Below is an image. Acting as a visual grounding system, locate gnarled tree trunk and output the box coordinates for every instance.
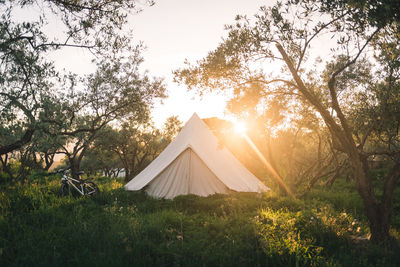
[352,156,400,244]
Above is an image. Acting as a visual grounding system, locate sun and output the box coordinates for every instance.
[233,120,247,135]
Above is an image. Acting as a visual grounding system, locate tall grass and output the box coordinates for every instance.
[0,175,399,266]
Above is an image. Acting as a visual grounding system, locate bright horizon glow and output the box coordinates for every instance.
[129,0,270,128]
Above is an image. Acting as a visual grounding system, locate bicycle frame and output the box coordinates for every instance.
[62,175,86,195]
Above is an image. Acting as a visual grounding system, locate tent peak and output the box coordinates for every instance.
[189,112,200,120]
[186,112,207,127]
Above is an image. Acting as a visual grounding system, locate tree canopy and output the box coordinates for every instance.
[175,0,400,244]
[0,0,156,155]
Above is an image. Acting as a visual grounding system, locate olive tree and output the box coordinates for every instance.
[0,0,154,155]
[174,1,400,244]
[44,51,166,179]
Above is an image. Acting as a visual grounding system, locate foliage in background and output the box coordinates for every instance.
[87,116,182,182]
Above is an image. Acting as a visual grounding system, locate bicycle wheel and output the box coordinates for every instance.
[60,183,70,196]
[83,181,100,196]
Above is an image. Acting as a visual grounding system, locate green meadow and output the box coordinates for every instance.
[1,174,399,266]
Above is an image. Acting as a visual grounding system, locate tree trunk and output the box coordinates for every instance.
[351,154,399,244]
[115,169,122,178]
[0,154,14,181]
[68,157,82,180]
[124,168,133,183]
[104,169,111,177]
[368,206,392,244]
[18,149,31,183]
[43,152,55,171]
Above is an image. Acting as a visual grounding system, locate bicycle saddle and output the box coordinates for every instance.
[74,171,84,175]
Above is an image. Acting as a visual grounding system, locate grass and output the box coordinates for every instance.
[0,173,399,266]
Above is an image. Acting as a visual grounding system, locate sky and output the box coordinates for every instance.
[8,0,271,127]
[12,0,334,128]
[128,0,270,127]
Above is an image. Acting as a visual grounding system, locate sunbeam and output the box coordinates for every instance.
[243,134,295,198]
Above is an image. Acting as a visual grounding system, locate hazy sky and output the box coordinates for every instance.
[129,0,270,127]
[18,0,333,128]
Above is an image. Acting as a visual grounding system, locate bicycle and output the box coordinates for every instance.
[51,168,100,196]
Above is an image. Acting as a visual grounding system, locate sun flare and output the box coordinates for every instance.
[233,120,247,135]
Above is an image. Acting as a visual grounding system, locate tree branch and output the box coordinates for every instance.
[296,11,350,71]
[275,42,348,149]
[0,128,35,155]
[238,78,299,89]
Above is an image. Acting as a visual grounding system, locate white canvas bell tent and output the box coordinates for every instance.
[124,113,269,199]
